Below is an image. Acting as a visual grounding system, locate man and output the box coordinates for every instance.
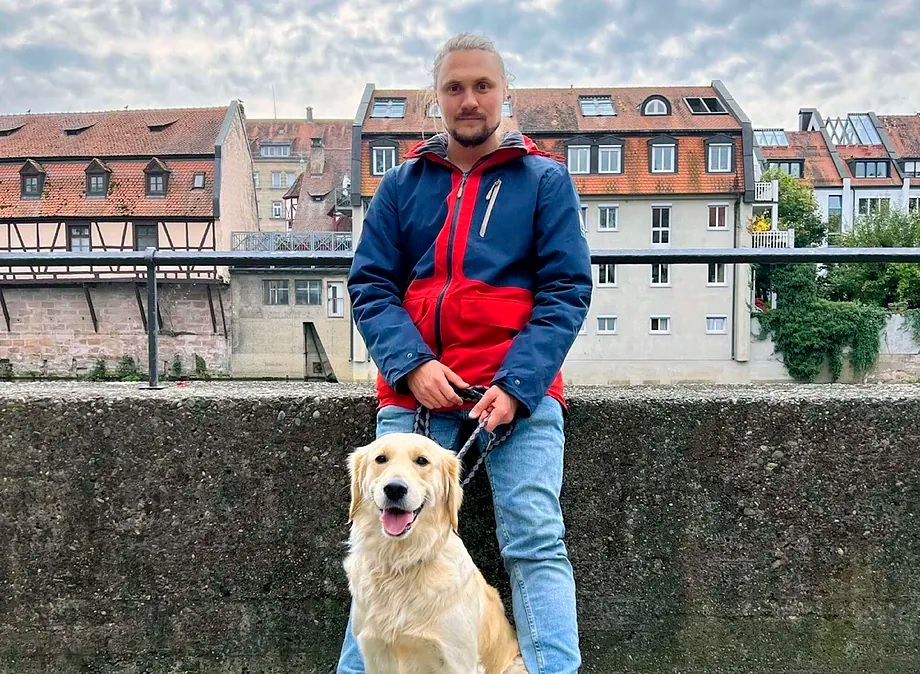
[338,32,593,674]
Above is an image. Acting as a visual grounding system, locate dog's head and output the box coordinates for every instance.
[348,432,463,539]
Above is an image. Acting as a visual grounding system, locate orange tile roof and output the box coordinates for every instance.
[879,115,920,157]
[0,106,229,158]
[0,159,214,219]
[363,85,743,135]
[759,131,842,188]
[246,118,352,158]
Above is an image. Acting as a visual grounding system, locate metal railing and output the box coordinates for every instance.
[231,231,353,252]
[2,246,920,389]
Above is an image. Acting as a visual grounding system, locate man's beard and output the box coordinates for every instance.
[448,119,501,148]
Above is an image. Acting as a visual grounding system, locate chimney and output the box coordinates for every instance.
[798,109,814,132]
[305,106,313,122]
[310,136,324,175]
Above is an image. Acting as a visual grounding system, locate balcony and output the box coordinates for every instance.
[334,187,352,211]
[752,229,795,249]
[755,180,779,202]
[231,231,353,253]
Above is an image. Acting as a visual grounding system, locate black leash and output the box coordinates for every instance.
[412,385,515,488]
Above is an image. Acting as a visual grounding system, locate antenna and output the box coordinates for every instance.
[271,83,277,119]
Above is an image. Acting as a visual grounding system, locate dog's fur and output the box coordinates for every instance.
[345,432,527,674]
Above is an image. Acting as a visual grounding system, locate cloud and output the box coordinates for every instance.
[0,0,917,130]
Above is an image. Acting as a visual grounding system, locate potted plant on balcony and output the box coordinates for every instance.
[747,213,772,234]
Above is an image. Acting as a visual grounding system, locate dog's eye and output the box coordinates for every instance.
[415,456,429,466]
[375,454,387,464]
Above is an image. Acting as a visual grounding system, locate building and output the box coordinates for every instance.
[0,101,257,378]
[347,82,778,385]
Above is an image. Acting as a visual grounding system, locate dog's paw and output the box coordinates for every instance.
[501,655,528,674]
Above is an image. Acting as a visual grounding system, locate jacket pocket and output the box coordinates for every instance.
[460,296,532,334]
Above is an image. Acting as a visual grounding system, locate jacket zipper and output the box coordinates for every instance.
[433,171,469,358]
[479,178,502,237]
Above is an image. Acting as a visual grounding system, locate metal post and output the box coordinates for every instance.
[142,247,164,390]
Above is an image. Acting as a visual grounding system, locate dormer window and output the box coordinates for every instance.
[369,138,398,176]
[84,158,111,198]
[649,135,678,173]
[502,100,512,117]
[428,103,442,118]
[642,96,670,116]
[854,160,888,178]
[370,98,407,118]
[19,159,45,200]
[579,96,615,116]
[144,158,170,197]
[705,135,735,173]
[685,96,727,114]
[260,143,291,158]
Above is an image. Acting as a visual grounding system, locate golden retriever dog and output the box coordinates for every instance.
[345,432,527,674]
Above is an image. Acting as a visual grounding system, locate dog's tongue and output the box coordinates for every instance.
[381,509,413,536]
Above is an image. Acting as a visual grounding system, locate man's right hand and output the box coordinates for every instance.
[406,360,470,409]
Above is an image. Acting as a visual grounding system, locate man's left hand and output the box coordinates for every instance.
[469,385,519,433]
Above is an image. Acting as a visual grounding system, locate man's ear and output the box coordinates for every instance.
[348,447,368,523]
[444,454,463,532]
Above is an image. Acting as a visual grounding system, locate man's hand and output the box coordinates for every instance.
[469,385,519,433]
[406,360,469,409]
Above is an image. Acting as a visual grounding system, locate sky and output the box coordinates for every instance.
[0,0,918,129]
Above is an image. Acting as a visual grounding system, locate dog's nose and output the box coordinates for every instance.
[383,480,408,502]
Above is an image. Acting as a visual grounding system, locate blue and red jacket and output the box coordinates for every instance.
[347,131,593,417]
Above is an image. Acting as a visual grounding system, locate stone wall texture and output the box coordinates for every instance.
[0,382,917,673]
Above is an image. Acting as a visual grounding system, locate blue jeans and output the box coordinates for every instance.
[336,396,581,673]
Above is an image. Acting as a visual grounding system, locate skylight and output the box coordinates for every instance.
[685,97,727,114]
[754,129,789,146]
[579,96,616,116]
[370,98,407,118]
[826,114,882,145]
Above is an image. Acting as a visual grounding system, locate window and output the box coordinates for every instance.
[708,204,728,230]
[597,264,616,286]
[21,174,42,198]
[767,161,803,178]
[272,172,282,188]
[909,197,920,212]
[652,206,671,245]
[597,315,618,334]
[598,146,622,174]
[903,160,920,178]
[193,172,206,189]
[428,103,441,118]
[578,320,587,335]
[684,96,727,114]
[858,197,890,215]
[567,146,590,174]
[643,98,669,115]
[372,147,396,175]
[295,279,322,305]
[134,224,158,250]
[708,144,732,172]
[827,195,843,234]
[68,224,91,252]
[263,280,289,305]
[651,263,670,286]
[286,171,296,186]
[708,263,727,286]
[706,316,728,334]
[502,100,513,117]
[755,129,789,146]
[327,281,345,317]
[650,316,671,334]
[854,161,888,178]
[147,173,165,196]
[260,144,291,158]
[651,144,675,173]
[253,172,260,189]
[370,98,406,118]
[598,205,618,231]
[271,201,283,218]
[579,96,615,116]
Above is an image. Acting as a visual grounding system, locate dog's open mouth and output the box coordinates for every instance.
[379,505,423,537]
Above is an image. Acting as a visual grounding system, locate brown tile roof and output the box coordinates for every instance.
[0,159,214,219]
[288,145,352,231]
[879,115,920,157]
[835,145,901,186]
[247,118,352,158]
[363,85,743,135]
[0,107,229,158]
[759,131,843,188]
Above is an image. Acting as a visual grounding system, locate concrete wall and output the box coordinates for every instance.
[0,283,230,378]
[217,109,260,252]
[0,382,916,673]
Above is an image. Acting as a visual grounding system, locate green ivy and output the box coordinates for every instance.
[904,309,920,345]
[755,264,887,381]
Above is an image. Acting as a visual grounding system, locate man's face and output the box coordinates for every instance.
[436,49,506,148]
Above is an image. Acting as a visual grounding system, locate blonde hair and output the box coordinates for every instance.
[430,32,511,89]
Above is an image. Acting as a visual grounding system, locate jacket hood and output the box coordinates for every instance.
[404,131,566,164]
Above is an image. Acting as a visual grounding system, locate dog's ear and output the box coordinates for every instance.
[444,453,463,532]
[348,447,368,523]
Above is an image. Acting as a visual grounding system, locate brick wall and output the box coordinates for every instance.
[0,283,230,378]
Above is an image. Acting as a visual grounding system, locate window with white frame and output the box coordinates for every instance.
[708,143,732,172]
[706,315,728,334]
[253,172,260,189]
[567,146,590,174]
[597,264,616,286]
[271,172,282,188]
[295,279,322,305]
[708,263,727,285]
[68,224,91,252]
[598,145,622,173]
[644,98,668,115]
[597,315,618,334]
[260,144,291,158]
[372,147,396,176]
[327,281,345,317]
[652,206,671,245]
[708,204,728,229]
[272,201,283,218]
[286,171,296,186]
[579,96,615,116]
[263,280,289,305]
[903,161,920,178]
[650,315,671,334]
[909,197,920,212]
[651,263,670,286]
[651,144,675,173]
[370,98,406,118]
[858,197,890,215]
[598,205,618,231]
[578,320,587,335]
